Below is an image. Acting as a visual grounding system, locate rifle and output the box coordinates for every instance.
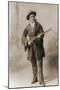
[28,28,52,43]
[24,28,52,51]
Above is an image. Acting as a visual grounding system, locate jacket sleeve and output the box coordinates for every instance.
[21,28,28,51]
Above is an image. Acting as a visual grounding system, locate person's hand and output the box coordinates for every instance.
[27,35,32,45]
[28,40,32,45]
[37,35,40,38]
[27,35,30,41]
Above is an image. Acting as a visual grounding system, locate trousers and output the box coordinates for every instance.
[31,56,44,84]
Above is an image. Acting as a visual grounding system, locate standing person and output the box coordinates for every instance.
[21,11,45,86]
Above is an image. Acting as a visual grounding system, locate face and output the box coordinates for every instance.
[29,14,35,23]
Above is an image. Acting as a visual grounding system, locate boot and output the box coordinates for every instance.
[32,77,38,84]
[39,81,45,86]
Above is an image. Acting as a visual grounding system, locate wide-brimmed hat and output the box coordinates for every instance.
[26,11,36,20]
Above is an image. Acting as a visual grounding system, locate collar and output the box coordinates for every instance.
[29,21,35,28]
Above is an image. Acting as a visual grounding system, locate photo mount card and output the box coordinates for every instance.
[8,1,59,89]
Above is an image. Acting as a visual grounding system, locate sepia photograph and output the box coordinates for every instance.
[8,1,59,88]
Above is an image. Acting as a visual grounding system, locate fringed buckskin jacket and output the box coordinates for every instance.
[22,20,45,61]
